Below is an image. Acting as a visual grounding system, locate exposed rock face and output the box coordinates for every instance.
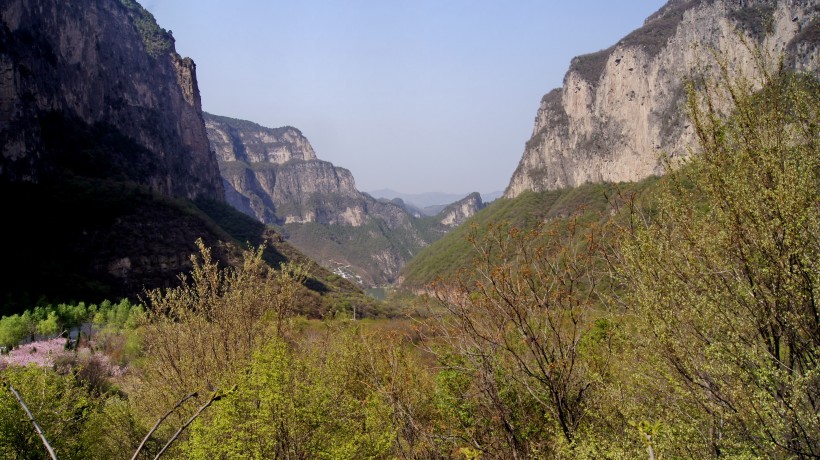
[206,113,479,286]
[439,192,485,227]
[0,0,260,309]
[0,0,223,201]
[506,0,819,198]
[205,113,316,164]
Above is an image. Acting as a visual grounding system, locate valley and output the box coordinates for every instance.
[0,0,817,458]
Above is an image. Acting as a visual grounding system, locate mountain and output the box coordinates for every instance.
[368,189,502,213]
[0,0,223,200]
[401,0,818,291]
[0,0,360,312]
[505,0,818,198]
[205,113,484,286]
[437,192,485,228]
[398,179,658,290]
[367,189,470,210]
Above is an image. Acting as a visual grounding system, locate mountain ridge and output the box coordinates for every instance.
[205,113,485,286]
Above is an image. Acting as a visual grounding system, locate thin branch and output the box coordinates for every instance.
[6,383,58,460]
[154,390,225,460]
[131,391,198,460]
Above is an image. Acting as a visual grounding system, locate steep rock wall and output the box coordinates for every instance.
[0,0,223,200]
[506,0,818,197]
[205,113,317,164]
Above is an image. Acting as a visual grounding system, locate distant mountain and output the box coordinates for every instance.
[481,191,504,203]
[369,189,503,213]
[205,114,484,286]
[367,189,466,209]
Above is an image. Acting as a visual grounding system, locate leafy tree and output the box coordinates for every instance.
[0,366,104,459]
[35,312,60,338]
[616,57,819,457]
[431,218,615,457]
[132,239,308,453]
[0,315,31,349]
[185,327,395,459]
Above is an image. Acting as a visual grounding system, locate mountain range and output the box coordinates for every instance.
[401,0,818,289]
[0,0,816,309]
[367,189,503,212]
[204,113,486,286]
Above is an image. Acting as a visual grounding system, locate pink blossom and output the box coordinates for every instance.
[2,337,68,367]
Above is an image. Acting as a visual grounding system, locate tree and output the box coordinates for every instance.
[184,327,396,460]
[431,218,615,457]
[131,239,308,455]
[617,57,819,457]
[0,366,103,459]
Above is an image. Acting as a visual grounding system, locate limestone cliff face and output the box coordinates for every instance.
[0,0,223,201]
[207,113,445,286]
[506,0,819,198]
[205,113,317,164]
[439,192,485,227]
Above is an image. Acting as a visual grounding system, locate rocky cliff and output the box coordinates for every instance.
[0,0,361,311]
[439,192,485,227]
[0,0,223,200]
[506,0,819,197]
[206,113,481,286]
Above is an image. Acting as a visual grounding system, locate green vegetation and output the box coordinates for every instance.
[0,299,142,348]
[119,0,174,57]
[399,177,658,289]
[281,199,447,286]
[0,366,113,459]
[614,63,819,457]
[0,53,815,458]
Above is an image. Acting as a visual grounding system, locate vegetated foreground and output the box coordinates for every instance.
[0,63,817,459]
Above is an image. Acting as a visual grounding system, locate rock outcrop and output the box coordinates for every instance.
[206,113,482,286]
[0,0,223,201]
[506,0,819,198]
[439,192,485,227]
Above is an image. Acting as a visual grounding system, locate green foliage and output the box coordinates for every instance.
[0,299,143,348]
[617,61,819,457]
[0,314,31,349]
[0,366,106,459]
[135,240,310,432]
[400,178,657,289]
[35,311,59,337]
[429,217,615,457]
[119,0,173,57]
[185,330,396,459]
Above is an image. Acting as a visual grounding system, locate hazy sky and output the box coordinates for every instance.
[145,0,666,195]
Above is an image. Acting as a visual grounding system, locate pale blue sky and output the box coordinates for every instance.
[145,0,666,195]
